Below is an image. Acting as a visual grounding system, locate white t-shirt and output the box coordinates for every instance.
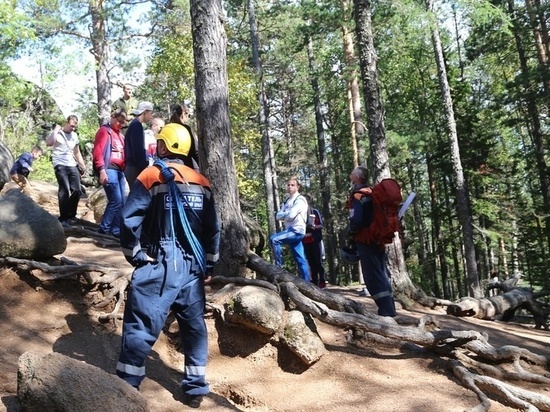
[51,130,79,167]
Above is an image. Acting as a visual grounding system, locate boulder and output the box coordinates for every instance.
[0,139,14,191]
[280,310,326,365]
[0,187,66,259]
[17,351,149,412]
[226,285,285,334]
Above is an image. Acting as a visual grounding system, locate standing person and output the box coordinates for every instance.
[112,83,138,128]
[270,178,310,281]
[169,103,200,170]
[46,115,86,227]
[124,101,154,187]
[347,166,396,317]
[92,108,127,238]
[10,145,43,194]
[116,122,220,409]
[302,195,326,288]
[143,116,164,166]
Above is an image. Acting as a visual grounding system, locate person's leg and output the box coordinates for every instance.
[287,235,310,281]
[116,262,175,388]
[124,165,140,189]
[173,276,209,398]
[303,243,318,284]
[100,169,123,235]
[108,170,126,237]
[356,242,396,317]
[310,241,326,287]
[270,230,293,267]
[66,166,82,220]
[54,166,71,222]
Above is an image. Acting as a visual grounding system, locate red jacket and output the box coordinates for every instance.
[93,124,125,172]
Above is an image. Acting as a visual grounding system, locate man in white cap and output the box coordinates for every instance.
[124,101,154,187]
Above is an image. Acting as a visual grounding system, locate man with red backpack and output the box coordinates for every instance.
[346,166,397,317]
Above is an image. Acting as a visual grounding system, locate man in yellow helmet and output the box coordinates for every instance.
[116,123,220,408]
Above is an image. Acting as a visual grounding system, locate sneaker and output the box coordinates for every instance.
[319,281,326,289]
[67,218,79,225]
[358,288,370,297]
[183,394,204,408]
[60,220,70,228]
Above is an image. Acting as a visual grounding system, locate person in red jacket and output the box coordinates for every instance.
[92,108,127,237]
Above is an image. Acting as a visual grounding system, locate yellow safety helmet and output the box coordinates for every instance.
[156,123,191,156]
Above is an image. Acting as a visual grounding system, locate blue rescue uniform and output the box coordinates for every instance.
[116,158,220,396]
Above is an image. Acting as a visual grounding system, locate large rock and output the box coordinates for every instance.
[280,310,326,365]
[18,351,149,412]
[226,285,285,334]
[0,187,66,259]
[0,139,14,191]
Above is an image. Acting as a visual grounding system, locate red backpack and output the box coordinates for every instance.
[351,178,403,246]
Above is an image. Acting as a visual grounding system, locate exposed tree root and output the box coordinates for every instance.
[246,252,550,412]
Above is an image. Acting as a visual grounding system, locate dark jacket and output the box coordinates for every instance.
[120,158,220,275]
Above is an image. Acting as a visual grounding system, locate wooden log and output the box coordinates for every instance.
[447,288,537,319]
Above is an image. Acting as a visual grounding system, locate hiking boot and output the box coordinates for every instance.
[183,394,204,408]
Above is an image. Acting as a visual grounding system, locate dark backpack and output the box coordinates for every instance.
[353,178,402,246]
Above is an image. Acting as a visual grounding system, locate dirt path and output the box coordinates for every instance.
[1,181,549,411]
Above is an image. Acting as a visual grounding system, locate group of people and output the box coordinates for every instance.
[270,167,396,318]
[269,178,327,288]
[9,84,396,408]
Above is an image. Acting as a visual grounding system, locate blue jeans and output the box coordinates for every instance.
[100,169,126,237]
[269,229,310,281]
[54,165,82,222]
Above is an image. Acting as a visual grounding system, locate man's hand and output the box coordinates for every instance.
[99,169,108,185]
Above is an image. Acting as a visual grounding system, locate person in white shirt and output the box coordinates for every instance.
[46,115,87,227]
[269,178,310,281]
[144,116,165,166]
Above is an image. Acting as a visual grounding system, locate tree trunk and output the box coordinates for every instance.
[525,0,550,95]
[507,0,550,253]
[89,1,111,125]
[190,0,248,277]
[341,0,365,167]
[426,0,481,298]
[306,36,336,283]
[353,0,415,298]
[447,287,549,330]
[247,0,278,238]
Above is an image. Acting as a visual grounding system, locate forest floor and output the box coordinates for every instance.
[1,181,549,412]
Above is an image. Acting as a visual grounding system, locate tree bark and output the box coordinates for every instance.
[190,0,248,276]
[89,0,112,125]
[247,0,278,238]
[447,286,549,330]
[306,36,337,283]
[353,0,416,299]
[426,0,481,298]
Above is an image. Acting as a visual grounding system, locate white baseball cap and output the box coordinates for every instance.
[132,101,154,115]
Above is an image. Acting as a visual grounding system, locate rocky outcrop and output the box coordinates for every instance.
[17,351,149,412]
[281,310,326,365]
[221,285,325,365]
[226,285,285,334]
[0,139,14,191]
[0,187,66,259]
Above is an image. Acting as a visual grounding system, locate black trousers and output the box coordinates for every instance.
[54,165,82,221]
